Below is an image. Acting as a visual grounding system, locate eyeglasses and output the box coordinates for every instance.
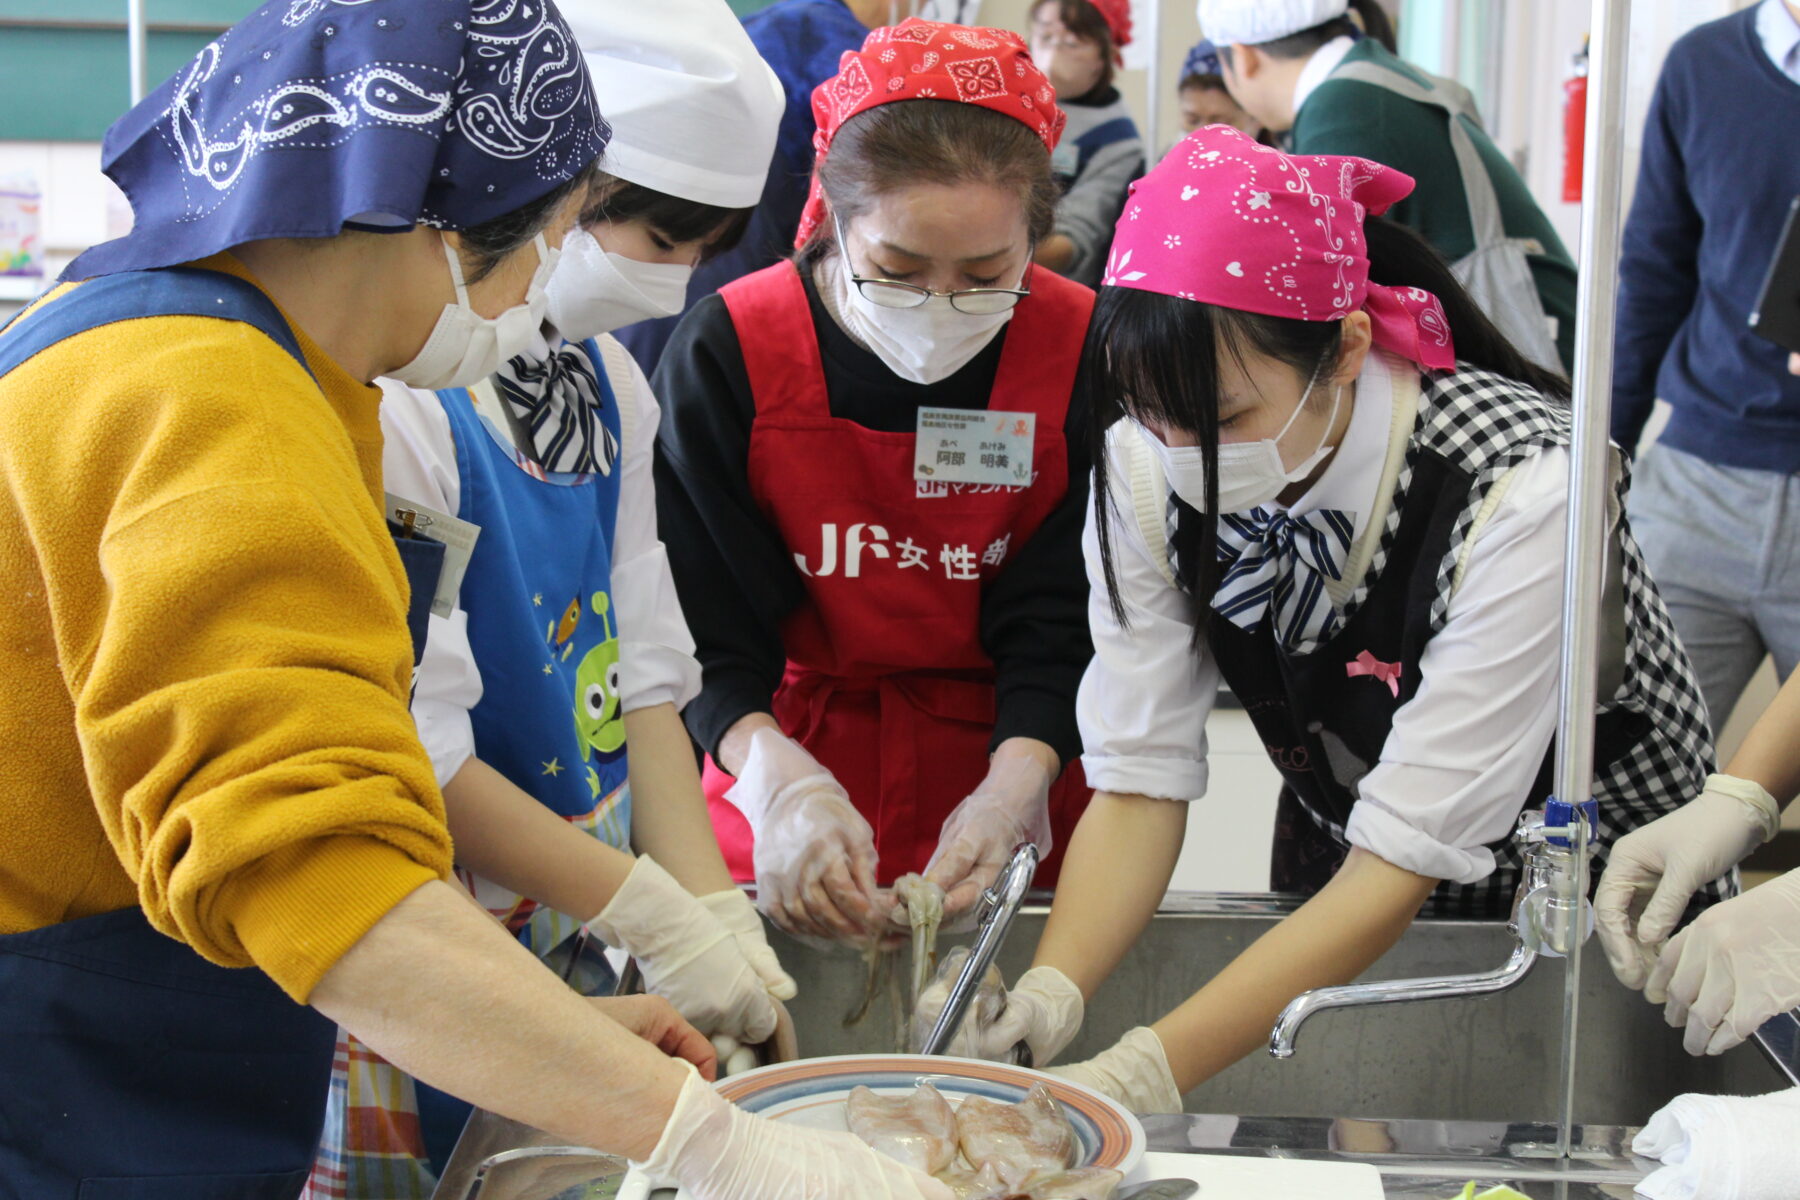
[1031,29,1090,52]
[836,219,1034,315]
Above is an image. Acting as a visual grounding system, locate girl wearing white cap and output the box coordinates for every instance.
[311,3,802,1193]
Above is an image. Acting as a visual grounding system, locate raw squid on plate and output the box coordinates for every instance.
[956,1084,1078,1189]
[845,1082,959,1174]
[845,1080,1120,1200]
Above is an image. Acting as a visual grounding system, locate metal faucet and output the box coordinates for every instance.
[918,841,1039,1061]
[1269,802,1596,1059]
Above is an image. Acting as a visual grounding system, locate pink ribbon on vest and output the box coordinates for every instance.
[1346,650,1402,697]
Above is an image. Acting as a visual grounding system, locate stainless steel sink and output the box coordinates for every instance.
[765,892,1791,1127]
[430,891,1797,1199]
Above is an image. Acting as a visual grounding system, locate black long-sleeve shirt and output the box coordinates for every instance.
[652,266,1094,769]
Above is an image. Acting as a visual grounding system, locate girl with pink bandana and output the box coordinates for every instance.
[925,126,1726,1108]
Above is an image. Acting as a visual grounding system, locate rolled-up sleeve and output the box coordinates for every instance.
[1345,448,1569,884]
[1076,423,1216,801]
[607,342,703,714]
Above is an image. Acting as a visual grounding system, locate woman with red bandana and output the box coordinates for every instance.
[654,21,1096,945]
[1027,0,1144,288]
[925,126,1725,1108]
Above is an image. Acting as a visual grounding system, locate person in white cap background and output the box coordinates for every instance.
[309,2,805,1194]
[1198,0,1577,374]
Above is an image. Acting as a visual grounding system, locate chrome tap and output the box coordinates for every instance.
[1269,801,1596,1059]
[918,841,1039,1061]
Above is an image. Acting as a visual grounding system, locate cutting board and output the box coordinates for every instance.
[1129,1150,1386,1198]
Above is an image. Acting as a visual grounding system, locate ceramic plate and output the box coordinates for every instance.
[712,1053,1146,1176]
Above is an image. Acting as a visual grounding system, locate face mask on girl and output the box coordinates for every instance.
[831,223,1022,386]
[1147,357,1342,514]
[392,233,558,391]
[545,228,693,340]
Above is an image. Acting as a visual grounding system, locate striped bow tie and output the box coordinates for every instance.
[495,341,620,477]
[1213,506,1355,654]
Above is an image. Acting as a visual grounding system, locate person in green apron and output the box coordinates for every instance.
[313,4,795,1192]
[1198,0,1576,374]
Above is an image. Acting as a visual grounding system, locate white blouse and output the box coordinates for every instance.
[378,334,703,787]
[1077,352,1574,885]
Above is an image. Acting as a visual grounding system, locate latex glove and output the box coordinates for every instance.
[726,728,887,943]
[1046,1027,1184,1115]
[634,1062,954,1200]
[698,886,799,1001]
[912,964,1085,1066]
[1645,867,1800,1056]
[585,857,778,1044]
[921,743,1054,920]
[1594,774,1779,989]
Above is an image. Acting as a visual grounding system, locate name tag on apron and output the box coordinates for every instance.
[385,492,481,618]
[913,407,1035,488]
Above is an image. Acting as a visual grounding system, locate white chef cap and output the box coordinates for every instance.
[1196,0,1350,47]
[562,0,785,210]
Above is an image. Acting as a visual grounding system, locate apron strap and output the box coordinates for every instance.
[0,267,312,381]
[987,267,1096,430]
[720,261,831,422]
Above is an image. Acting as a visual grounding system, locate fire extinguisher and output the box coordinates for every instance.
[1562,37,1589,205]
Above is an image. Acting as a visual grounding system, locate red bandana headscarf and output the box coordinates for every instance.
[1088,0,1133,51]
[794,19,1066,249]
[1103,125,1455,370]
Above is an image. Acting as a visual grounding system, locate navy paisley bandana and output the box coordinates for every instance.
[65,0,608,280]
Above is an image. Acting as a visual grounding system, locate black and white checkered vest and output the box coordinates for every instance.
[1169,365,1724,915]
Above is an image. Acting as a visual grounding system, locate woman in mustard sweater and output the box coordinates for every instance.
[0,2,953,1198]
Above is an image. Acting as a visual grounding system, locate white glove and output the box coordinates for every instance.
[698,887,799,1001]
[1046,1027,1184,1115]
[922,744,1054,919]
[1595,774,1779,989]
[635,1063,954,1200]
[912,964,1085,1066]
[1644,868,1800,1056]
[726,728,887,943]
[585,857,778,1044]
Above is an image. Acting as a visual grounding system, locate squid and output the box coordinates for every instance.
[955,1084,1079,1191]
[846,1082,960,1175]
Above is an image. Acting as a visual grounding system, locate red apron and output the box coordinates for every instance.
[702,261,1094,886]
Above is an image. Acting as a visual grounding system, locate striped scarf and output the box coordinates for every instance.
[494,336,620,477]
[1214,506,1355,654]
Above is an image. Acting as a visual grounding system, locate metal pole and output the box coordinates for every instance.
[127,0,147,104]
[1553,0,1633,1161]
[1143,0,1164,160]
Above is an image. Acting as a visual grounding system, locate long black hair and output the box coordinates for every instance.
[1087,215,1569,635]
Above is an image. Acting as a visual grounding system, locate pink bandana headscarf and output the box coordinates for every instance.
[1103,125,1455,371]
[795,19,1065,248]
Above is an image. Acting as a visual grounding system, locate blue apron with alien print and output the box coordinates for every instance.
[439,336,632,950]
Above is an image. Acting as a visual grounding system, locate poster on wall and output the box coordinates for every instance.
[0,178,44,280]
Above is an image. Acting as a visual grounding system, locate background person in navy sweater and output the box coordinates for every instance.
[1612,0,1800,740]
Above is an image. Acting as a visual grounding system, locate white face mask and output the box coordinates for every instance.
[1148,364,1342,514]
[391,233,559,391]
[545,228,693,340]
[833,254,1017,387]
